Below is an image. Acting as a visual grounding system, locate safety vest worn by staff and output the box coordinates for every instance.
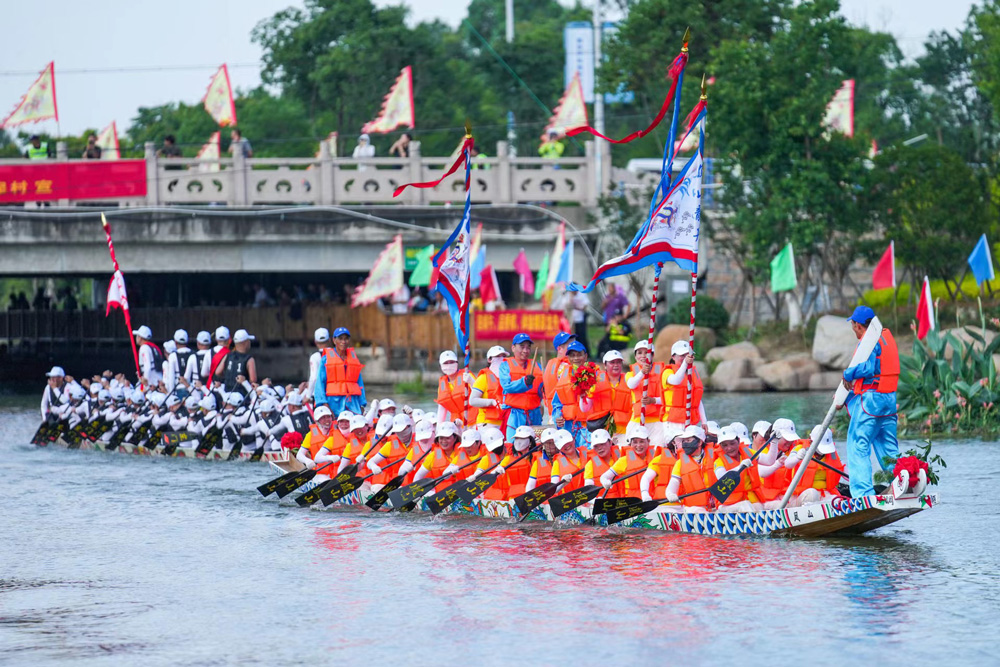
[588,372,632,431]
[324,348,364,397]
[437,373,472,424]
[662,361,704,425]
[27,142,49,159]
[501,359,542,411]
[853,329,900,394]
[630,362,665,422]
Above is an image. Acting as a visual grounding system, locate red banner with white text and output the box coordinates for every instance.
[474,310,563,342]
[0,160,147,202]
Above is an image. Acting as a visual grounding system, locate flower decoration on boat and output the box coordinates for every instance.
[893,456,929,490]
[281,432,304,450]
[571,361,599,397]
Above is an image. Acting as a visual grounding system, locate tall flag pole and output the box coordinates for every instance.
[1,61,58,129]
[100,213,142,385]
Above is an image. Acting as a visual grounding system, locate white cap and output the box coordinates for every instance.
[439,350,458,365]
[148,391,165,404]
[682,424,706,441]
[314,327,330,343]
[184,395,199,410]
[704,420,719,435]
[89,383,100,395]
[514,425,535,439]
[460,429,482,448]
[540,428,557,442]
[163,340,177,355]
[69,385,86,399]
[197,330,212,345]
[415,420,435,440]
[602,350,624,363]
[486,345,509,360]
[426,414,438,425]
[98,389,111,401]
[481,427,505,452]
[379,398,396,410]
[772,418,798,442]
[287,391,303,406]
[131,389,146,404]
[132,325,153,339]
[259,399,277,413]
[634,340,652,353]
[166,394,182,407]
[717,425,739,443]
[174,329,188,344]
[730,422,750,445]
[337,410,354,423]
[226,392,244,407]
[670,340,691,356]
[375,413,394,436]
[590,429,611,446]
[411,408,425,422]
[233,329,255,344]
[629,424,650,440]
[436,421,459,438]
[752,420,772,437]
[554,429,575,448]
[350,415,367,431]
[390,413,413,434]
[661,424,683,443]
[110,387,124,401]
[259,386,277,399]
[313,405,333,420]
[215,326,230,341]
[45,366,65,377]
[811,425,837,455]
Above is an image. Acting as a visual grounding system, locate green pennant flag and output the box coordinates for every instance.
[408,244,435,287]
[534,252,550,300]
[770,242,797,292]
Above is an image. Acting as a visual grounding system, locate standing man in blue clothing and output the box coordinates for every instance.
[314,327,366,415]
[840,306,900,498]
[499,333,544,441]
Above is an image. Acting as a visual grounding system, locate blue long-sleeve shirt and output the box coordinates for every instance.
[314,358,366,409]
[499,359,543,408]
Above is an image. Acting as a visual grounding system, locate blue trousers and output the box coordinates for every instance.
[505,407,542,442]
[566,420,591,448]
[845,392,899,498]
[324,395,365,416]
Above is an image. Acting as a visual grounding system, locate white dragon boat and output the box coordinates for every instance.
[41,434,295,464]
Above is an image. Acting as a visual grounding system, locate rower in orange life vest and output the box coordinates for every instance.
[663,425,713,512]
[313,409,356,472]
[583,429,619,488]
[297,405,334,478]
[841,305,899,498]
[587,350,632,435]
[660,339,705,435]
[468,426,507,484]
[756,417,803,510]
[640,425,682,501]
[481,425,536,500]
[359,413,412,479]
[783,424,845,506]
[542,331,575,415]
[435,350,475,425]
[314,327,366,415]
[500,333,544,441]
[383,419,442,485]
[413,426,483,492]
[712,424,764,513]
[551,341,592,448]
[549,429,586,492]
[335,415,372,474]
[469,346,507,429]
[599,424,654,499]
[524,429,559,492]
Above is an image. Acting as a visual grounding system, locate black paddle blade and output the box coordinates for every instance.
[248,447,265,463]
[513,483,556,516]
[294,479,335,507]
[318,476,364,507]
[388,479,436,509]
[365,476,405,510]
[226,444,243,461]
[454,474,498,505]
[593,496,642,516]
[605,500,660,525]
[426,480,468,515]
[257,468,299,496]
[708,471,741,503]
[549,486,603,518]
[275,469,318,499]
[31,422,48,445]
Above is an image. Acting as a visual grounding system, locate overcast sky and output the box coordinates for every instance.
[0,0,979,138]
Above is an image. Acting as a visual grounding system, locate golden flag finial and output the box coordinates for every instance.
[681,27,691,53]
[101,212,110,229]
[700,73,708,101]
[464,119,472,138]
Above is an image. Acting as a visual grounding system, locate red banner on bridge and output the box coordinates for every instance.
[474,309,564,342]
[0,160,147,203]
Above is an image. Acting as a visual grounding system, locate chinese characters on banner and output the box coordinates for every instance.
[0,160,147,202]
[474,310,562,342]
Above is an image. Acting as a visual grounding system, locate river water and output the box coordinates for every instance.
[1,392,995,665]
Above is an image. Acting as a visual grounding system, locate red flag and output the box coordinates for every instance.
[872,241,895,290]
[101,214,142,383]
[916,276,935,340]
[512,249,534,295]
[479,264,501,304]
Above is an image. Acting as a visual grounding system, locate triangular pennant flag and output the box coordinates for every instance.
[916,276,935,340]
[479,265,501,304]
[203,64,237,127]
[96,122,120,160]
[968,234,995,286]
[196,132,221,172]
[470,245,487,290]
[823,79,854,138]
[770,243,797,293]
[106,269,129,316]
[872,241,895,290]
[534,252,550,300]
[353,236,405,307]
[543,71,589,138]
[1,61,58,128]
[408,244,435,287]
[513,249,534,295]
[362,66,415,134]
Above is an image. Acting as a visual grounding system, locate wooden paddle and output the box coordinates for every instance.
[310,455,407,508]
[388,456,483,512]
[514,468,588,521]
[581,465,654,524]
[426,446,539,515]
[273,460,338,499]
[364,447,435,511]
[291,437,387,506]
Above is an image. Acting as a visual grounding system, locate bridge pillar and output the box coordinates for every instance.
[407,141,423,205]
[144,142,160,206]
[496,141,512,204]
[318,139,334,205]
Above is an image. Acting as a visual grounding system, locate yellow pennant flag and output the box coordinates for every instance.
[1,61,58,128]
[96,122,119,159]
[543,71,588,139]
[352,235,405,307]
[203,64,237,127]
[823,79,854,138]
[361,66,415,134]
[196,131,221,172]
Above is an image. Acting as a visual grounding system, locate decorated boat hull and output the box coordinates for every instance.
[46,436,293,464]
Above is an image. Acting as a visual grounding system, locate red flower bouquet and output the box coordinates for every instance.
[281,432,304,451]
[892,456,929,490]
[571,362,599,397]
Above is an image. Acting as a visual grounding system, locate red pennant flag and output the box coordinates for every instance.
[512,249,534,295]
[479,264,501,304]
[872,241,895,290]
[916,276,935,340]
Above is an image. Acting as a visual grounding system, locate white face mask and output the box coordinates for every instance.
[513,437,531,452]
[489,358,504,374]
[441,361,459,376]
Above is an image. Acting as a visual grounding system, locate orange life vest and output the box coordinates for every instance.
[585,446,621,486]
[501,358,542,411]
[853,329,899,394]
[479,450,506,501]
[423,444,457,492]
[371,435,409,486]
[307,424,330,460]
[543,357,568,414]
[552,449,586,491]
[529,451,555,487]
[324,348,364,397]
[608,448,652,498]
[589,372,631,430]
[793,450,844,495]
[759,440,807,501]
[450,446,484,482]
[651,452,678,499]
[715,446,763,505]
[662,361,704,425]
[553,365,587,422]
[323,429,352,458]
[500,449,534,500]
[477,369,503,423]
[675,451,710,507]
[436,373,471,423]
[630,362,664,421]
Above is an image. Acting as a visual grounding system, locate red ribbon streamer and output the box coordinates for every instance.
[393,137,473,197]
[566,52,689,144]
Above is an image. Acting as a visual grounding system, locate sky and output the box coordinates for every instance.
[0,0,980,138]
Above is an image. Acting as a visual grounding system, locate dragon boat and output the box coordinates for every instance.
[264,460,937,538]
[38,431,295,464]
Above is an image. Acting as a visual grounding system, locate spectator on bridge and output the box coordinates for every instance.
[353,133,375,170]
[539,130,565,160]
[82,134,102,159]
[389,132,412,160]
[16,292,29,310]
[7,294,17,311]
[32,287,50,311]
[601,283,630,324]
[253,284,271,308]
[319,284,333,303]
[25,135,50,159]
[157,135,184,171]
[229,128,253,158]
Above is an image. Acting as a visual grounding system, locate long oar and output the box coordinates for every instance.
[388,456,483,513]
[309,455,406,508]
[426,446,539,515]
[582,466,653,525]
[514,468,588,521]
[293,437,386,506]
[364,447,434,511]
[273,460,337,499]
